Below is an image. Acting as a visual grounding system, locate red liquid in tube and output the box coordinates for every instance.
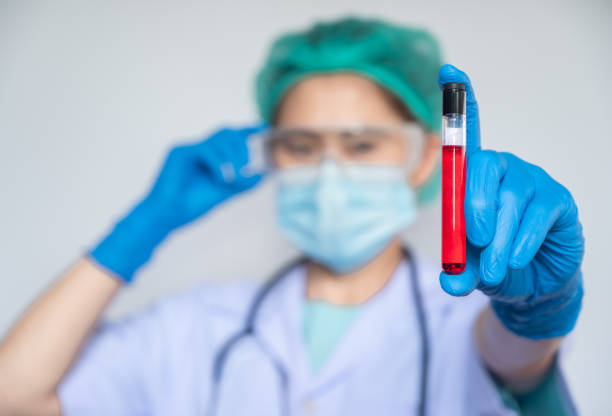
[442,145,466,274]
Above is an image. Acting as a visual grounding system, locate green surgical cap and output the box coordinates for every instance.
[255,17,443,133]
[254,17,444,203]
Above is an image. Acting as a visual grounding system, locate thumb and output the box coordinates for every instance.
[438,64,481,157]
[439,264,479,296]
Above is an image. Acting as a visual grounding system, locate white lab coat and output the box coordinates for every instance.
[58,255,573,415]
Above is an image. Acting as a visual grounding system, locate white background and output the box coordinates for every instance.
[1,0,610,413]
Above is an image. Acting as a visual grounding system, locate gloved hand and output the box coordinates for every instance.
[437,65,584,340]
[90,125,266,283]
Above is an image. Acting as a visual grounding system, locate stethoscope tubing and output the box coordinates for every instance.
[207,247,429,416]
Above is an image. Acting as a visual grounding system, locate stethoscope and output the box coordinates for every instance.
[206,246,429,416]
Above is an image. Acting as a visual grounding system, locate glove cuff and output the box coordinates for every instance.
[491,271,584,340]
[89,200,174,283]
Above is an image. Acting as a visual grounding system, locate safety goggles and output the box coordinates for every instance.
[246,122,427,175]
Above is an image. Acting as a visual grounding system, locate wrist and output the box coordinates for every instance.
[490,271,583,340]
[90,200,175,283]
[475,305,562,392]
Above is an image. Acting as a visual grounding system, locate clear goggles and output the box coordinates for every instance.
[245,122,427,175]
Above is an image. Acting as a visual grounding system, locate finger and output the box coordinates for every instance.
[440,261,479,296]
[231,124,269,172]
[193,123,267,154]
[241,122,269,136]
[508,174,567,269]
[187,125,264,184]
[465,150,506,247]
[225,129,264,187]
[479,154,535,285]
[438,64,481,157]
[212,126,267,187]
[477,267,536,299]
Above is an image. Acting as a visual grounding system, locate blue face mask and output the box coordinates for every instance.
[276,160,418,273]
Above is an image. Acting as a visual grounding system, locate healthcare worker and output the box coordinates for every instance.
[0,18,584,416]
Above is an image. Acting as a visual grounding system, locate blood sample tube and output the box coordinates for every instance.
[441,82,467,274]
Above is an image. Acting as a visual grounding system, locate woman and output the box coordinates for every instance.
[0,18,584,415]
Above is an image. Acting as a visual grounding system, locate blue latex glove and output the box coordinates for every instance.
[438,65,584,340]
[90,125,266,282]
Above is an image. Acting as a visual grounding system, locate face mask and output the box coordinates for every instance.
[275,160,418,273]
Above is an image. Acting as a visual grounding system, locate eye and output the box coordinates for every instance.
[343,131,385,155]
[270,131,321,160]
[348,139,377,153]
[285,140,316,155]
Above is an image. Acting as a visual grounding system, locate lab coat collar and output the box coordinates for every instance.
[252,257,418,400]
[252,263,309,398]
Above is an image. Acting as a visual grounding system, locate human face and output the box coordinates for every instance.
[270,73,439,186]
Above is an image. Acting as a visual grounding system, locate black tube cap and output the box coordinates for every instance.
[442,82,466,115]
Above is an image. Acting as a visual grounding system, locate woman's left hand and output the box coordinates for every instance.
[437,65,584,340]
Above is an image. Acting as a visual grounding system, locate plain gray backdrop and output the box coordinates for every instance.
[1,0,610,413]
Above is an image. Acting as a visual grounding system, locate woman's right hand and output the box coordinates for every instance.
[0,126,267,415]
[90,124,266,282]
[145,124,266,228]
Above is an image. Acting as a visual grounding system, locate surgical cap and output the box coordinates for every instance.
[254,17,444,203]
[255,17,443,133]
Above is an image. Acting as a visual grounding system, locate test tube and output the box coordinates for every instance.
[441,82,467,274]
